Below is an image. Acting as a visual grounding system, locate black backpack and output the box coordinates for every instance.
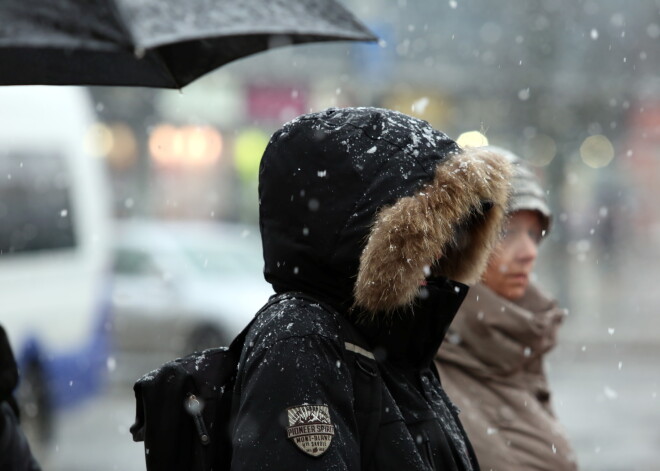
[130,292,382,471]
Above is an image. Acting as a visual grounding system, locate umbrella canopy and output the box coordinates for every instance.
[0,0,377,89]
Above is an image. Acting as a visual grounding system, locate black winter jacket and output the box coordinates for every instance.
[231,108,511,470]
[0,325,41,471]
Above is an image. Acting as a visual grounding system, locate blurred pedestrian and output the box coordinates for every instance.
[230,107,512,470]
[435,147,578,470]
[0,325,41,471]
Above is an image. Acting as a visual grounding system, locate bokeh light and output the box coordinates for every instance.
[87,122,138,169]
[234,129,269,182]
[456,131,489,148]
[580,134,614,168]
[149,124,222,167]
[522,134,557,166]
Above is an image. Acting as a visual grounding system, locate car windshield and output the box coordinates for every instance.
[180,241,264,277]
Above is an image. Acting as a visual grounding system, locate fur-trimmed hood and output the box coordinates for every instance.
[259,107,511,319]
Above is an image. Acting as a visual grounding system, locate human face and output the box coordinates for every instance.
[482,210,543,301]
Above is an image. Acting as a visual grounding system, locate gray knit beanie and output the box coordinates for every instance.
[485,146,552,235]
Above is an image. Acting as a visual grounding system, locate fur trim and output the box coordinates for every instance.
[354,147,512,315]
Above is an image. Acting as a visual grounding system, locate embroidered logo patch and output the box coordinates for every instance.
[286,404,335,457]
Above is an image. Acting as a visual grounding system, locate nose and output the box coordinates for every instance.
[515,232,538,263]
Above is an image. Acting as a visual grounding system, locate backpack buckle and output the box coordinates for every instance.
[185,394,211,445]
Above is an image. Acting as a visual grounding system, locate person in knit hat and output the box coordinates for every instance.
[435,146,578,471]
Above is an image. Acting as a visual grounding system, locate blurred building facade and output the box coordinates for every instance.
[84,0,660,346]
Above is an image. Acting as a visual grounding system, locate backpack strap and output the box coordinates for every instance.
[337,314,382,470]
[267,292,383,470]
[226,292,301,354]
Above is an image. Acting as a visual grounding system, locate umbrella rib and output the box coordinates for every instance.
[106,0,138,47]
[145,48,183,90]
[106,0,181,89]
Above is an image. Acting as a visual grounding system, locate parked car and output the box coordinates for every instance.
[108,219,273,381]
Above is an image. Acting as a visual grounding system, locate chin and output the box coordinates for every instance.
[504,285,527,301]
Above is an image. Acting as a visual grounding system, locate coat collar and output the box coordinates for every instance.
[437,282,566,377]
[353,277,469,368]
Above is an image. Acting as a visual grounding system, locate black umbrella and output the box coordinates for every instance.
[0,0,376,89]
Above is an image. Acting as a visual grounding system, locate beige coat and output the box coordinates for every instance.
[436,282,578,471]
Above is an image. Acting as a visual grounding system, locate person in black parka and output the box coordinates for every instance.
[230,107,512,470]
[0,325,41,471]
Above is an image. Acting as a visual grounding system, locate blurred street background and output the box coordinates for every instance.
[2,0,659,470]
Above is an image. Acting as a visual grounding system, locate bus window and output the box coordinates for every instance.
[0,151,76,255]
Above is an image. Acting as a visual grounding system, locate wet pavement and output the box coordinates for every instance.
[34,383,144,471]
[548,342,660,471]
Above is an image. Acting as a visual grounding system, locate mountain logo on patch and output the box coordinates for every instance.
[286,404,334,457]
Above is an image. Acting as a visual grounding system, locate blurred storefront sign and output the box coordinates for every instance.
[247,84,308,123]
[623,102,660,233]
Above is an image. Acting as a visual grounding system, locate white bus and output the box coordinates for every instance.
[0,86,112,444]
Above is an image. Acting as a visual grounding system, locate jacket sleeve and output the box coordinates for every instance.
[0,402,42,471]
[230,333,360,470]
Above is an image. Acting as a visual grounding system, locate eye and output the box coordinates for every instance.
[529,229,543,244]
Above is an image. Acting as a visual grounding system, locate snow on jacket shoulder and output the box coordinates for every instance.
[231,297,360,470]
